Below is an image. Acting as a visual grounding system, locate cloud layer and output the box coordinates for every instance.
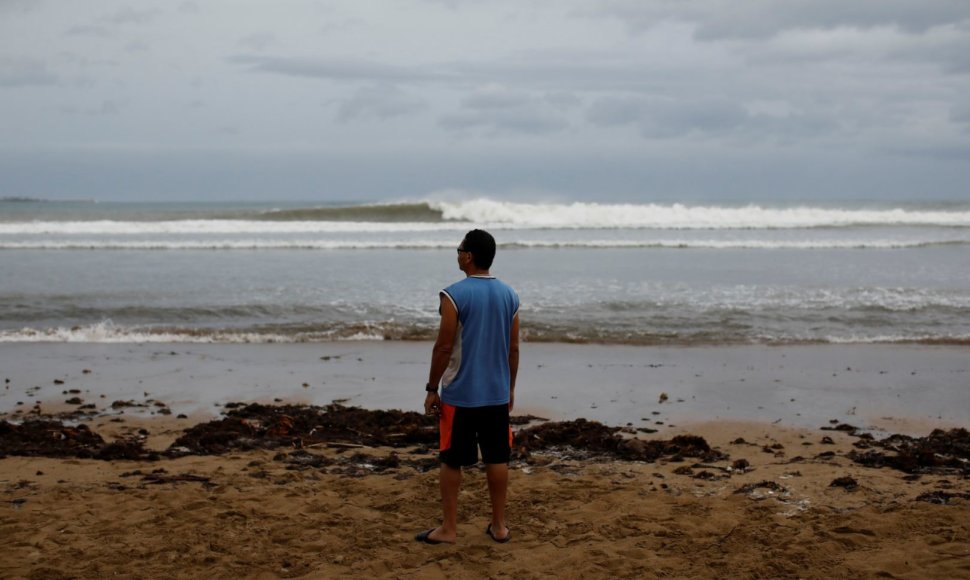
[1,0,968,201]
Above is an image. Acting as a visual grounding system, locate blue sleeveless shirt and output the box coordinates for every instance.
[439,276,519,407]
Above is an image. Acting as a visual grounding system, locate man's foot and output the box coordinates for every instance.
[486,523,511,543]
[415,526,455,544]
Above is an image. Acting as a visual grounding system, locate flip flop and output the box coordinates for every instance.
[486,523,511,543]
[415,528,444,545]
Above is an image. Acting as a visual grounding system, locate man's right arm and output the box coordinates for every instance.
[425,294,458,415]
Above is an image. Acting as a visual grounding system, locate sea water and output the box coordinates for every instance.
[2,198,970,346]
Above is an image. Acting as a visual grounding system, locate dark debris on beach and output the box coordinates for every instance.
[3,404,968,482]
[512,417,724,463]
[169,403,439,454]
[1,403,721,466]
[170,404,724,465]
[846,428,970,476]
[0,419,158,461]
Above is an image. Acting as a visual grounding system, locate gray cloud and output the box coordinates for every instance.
[238,33,278,52]
[3,2,968,201]
[951,102,970,125]
[260,64,579,133]
[439,108,569,135]
[92,100,122,116]
[586,95,840,142]
[125,40,150,53]
[883,142,970,162]
[65,7,160,39]
[588,0,970,39]
[460,84,531,109]
[335,85,426,121]
[439,115,568,136]
[103,7,159,25]
[734,21,970,74]
[65,24,113,38]
[585,96,643,126]
[888,25,970,74]
[0,0,38,16]
[439,84,572,135]
[0,57,57,88]
[229,55,448,83]
[587,96,749,138]
[4,141,962,201]
[230,52,675,93]
[543,92,583,109]
[58,100,125,117]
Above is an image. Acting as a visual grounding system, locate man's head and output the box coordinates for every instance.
[458,229,496,271]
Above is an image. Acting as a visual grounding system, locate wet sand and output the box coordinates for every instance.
[1,341,968,432]
[1,342,969,578]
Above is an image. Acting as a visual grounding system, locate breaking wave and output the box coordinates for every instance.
[2,239,968,251]
[0,321,420,344]
[428,199,970,229]
[3,320,969,347]
[4,199,970,235]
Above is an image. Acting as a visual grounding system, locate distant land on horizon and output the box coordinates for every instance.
[1,196,43,202]
[0,197,97,203]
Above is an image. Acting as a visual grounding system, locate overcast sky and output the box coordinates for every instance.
[2,0,969,202]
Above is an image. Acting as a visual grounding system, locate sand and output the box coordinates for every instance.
[1,413,968,579]
[1,342,968,578]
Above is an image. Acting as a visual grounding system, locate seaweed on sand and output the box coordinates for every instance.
[847,428,970,476]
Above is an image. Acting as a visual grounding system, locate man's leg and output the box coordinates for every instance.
[485,462,509,539]
[425,463,461,543]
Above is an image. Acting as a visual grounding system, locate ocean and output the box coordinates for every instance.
[2,198,970,346]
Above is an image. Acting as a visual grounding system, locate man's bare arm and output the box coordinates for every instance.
[425,294,458,414]
[508,313,520,411]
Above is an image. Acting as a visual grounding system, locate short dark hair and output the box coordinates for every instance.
[462,229,496,269]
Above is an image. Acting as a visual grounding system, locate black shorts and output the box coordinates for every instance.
[439,403,512,468]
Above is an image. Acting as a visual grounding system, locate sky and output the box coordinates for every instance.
[1,0,969,203]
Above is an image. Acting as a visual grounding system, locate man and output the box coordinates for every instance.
[416,229,520,545]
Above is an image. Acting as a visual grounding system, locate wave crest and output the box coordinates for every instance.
[4,321,969,346]
[4,199,970,233]
[257,202,444,222]
[429,199,970,229]
[2,238,967,250]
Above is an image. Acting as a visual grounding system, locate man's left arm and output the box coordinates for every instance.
[508,313,520,412]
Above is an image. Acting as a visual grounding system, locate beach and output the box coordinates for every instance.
[2,342,968,579]
[3,198,970,577]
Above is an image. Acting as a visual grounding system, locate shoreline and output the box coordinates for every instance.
[2,341,968,435]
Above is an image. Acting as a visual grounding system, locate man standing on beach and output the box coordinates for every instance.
[416,229,520,545]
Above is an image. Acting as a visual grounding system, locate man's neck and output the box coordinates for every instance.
[465,268,491,277]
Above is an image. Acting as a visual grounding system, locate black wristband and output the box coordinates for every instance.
[425,383,438,393]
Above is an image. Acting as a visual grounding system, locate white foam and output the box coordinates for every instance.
[685,286,970,311]
[430,199,970,229]
[0,220,468,235]
[0,321,387,344]
[3,201,970,235]
[0,239,455,250]
[0,321,279,343]
[3,321,967,346]
[822,333,970,344]
[0,238,965,250]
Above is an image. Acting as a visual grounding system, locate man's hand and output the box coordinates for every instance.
[509,390,515,413]
[424,391,441,417]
